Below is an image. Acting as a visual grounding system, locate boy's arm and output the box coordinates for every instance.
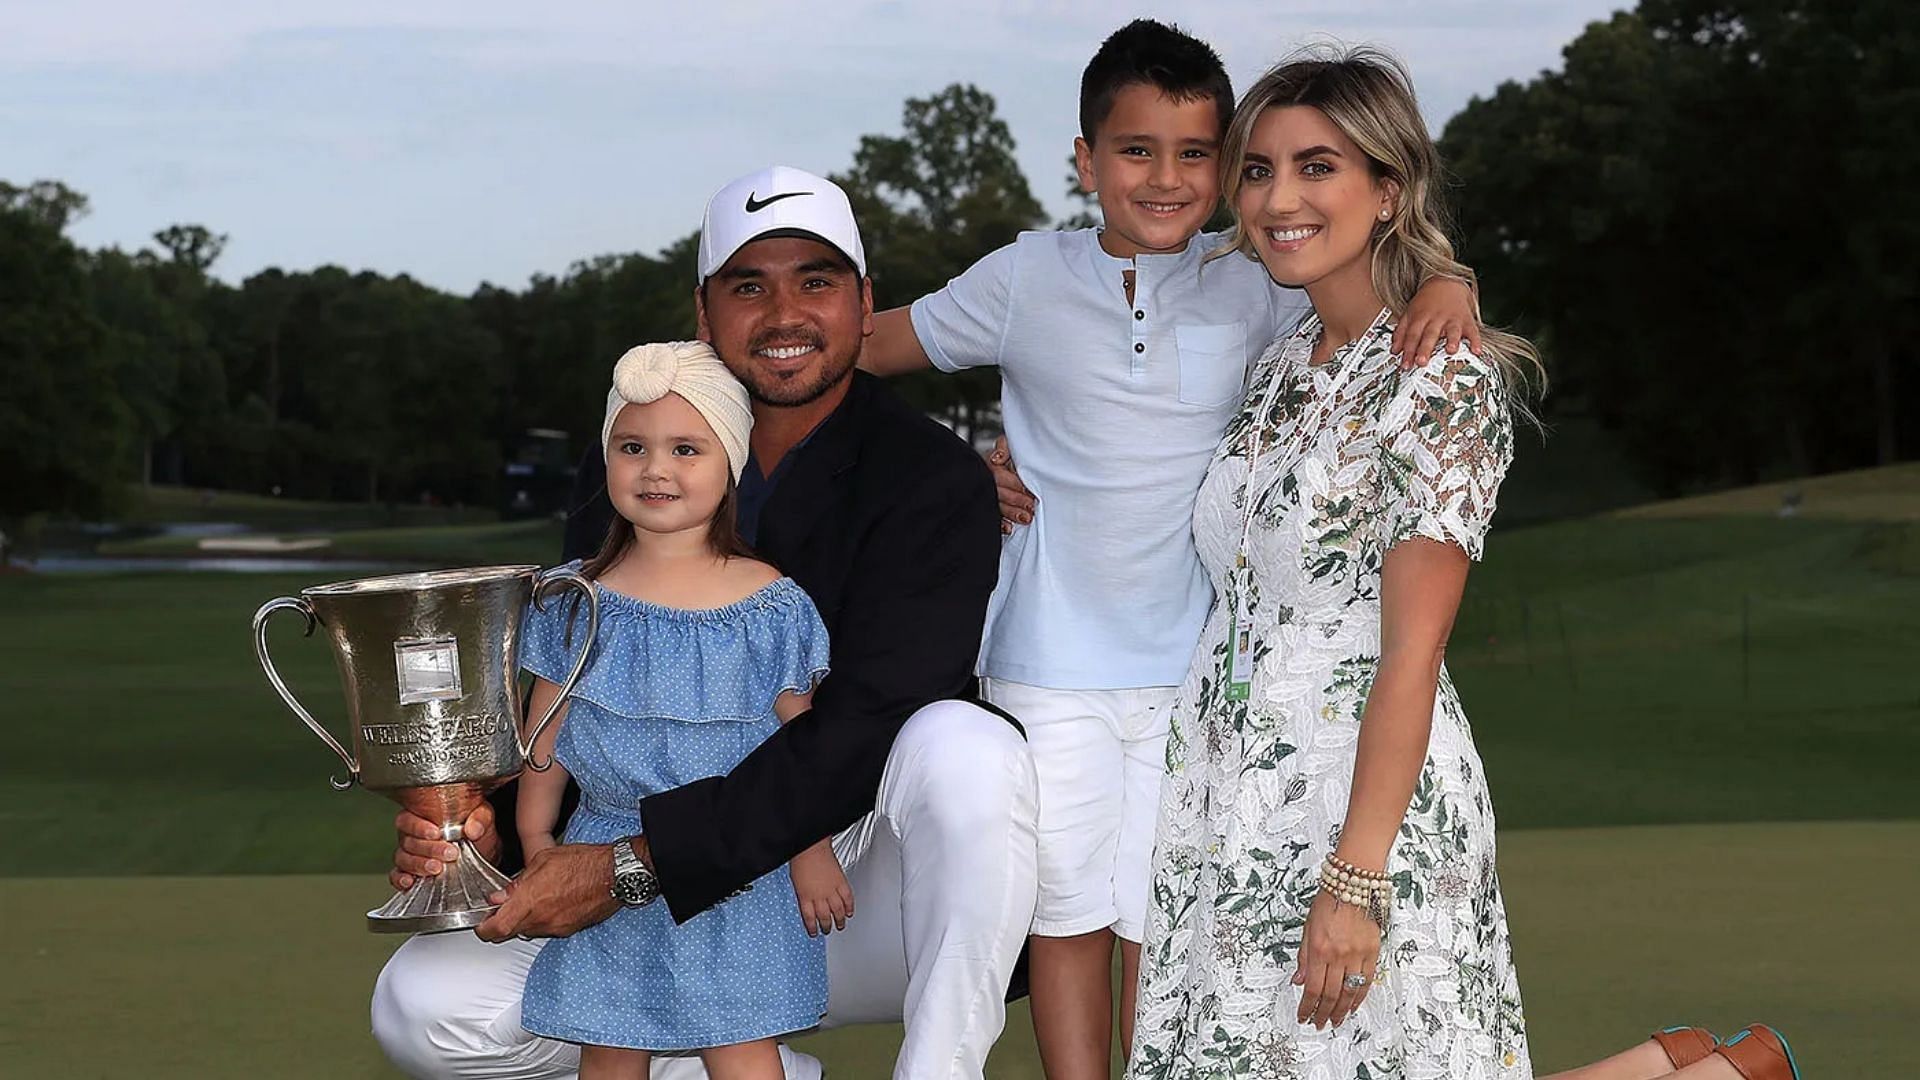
[858,307,935,376]
[1392,275,1481,367]
[865,240,1019,377]
[516,676,571,858]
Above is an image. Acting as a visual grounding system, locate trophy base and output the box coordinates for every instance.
[367,839,513,934]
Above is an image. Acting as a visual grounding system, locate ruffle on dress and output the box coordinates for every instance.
[518,561,829,724]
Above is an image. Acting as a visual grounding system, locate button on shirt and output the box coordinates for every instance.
[910,229,1311,689]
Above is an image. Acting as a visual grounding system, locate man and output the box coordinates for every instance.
[370,166,1040,1080]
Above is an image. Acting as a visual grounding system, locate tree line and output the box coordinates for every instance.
[1,82,1037,526]
[2,0,1911,534]
[1444,0,1914,491]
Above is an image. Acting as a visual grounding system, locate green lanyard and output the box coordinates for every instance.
[1223,310,1387,702]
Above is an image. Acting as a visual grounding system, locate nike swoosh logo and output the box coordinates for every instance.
[744,190,809,213]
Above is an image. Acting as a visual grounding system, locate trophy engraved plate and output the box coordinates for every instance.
[253,565,599,933]
[394,638,463,705]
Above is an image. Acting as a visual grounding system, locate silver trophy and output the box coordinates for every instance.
[252,565,598,933]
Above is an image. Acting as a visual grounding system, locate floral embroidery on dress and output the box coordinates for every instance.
[1128,312,1531,1080]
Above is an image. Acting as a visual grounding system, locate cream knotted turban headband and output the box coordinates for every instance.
[600,341,753,482]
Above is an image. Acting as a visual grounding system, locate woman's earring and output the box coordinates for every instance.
[1379,208,1391,220]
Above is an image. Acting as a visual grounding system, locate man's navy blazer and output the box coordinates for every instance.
[551,371,1003,923]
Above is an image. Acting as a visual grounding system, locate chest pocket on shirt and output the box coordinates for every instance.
[1174,321,1248,407]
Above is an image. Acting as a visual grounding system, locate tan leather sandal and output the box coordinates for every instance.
[1713,1023,1802,1080]
[1650,1025,1720,1069]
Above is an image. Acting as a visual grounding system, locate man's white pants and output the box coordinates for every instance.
[370,700,1038,1080]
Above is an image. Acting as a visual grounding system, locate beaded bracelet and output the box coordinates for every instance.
[1317,864,1391,909]
[1319,854,1392,931]
[1327,852,1389,882]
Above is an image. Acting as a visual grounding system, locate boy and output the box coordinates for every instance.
[861,20,1476,1076]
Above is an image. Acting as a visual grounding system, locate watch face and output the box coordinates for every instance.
[613,874,639,905]
[611,840,658,907]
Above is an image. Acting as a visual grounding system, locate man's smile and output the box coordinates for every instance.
[756,344,818,360]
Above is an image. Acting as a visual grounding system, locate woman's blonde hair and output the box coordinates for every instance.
[1212,45,1544,402]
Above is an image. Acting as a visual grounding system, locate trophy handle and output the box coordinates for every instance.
[252,596,360,790]
[521,567,599,771]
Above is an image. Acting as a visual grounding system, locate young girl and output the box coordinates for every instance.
[514,340,850,1080]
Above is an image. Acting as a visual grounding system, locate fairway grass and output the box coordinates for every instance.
[99,483,499,532]
[3,822,1911,1077]
[98,518,562,565]
[6,476,1915,1076]
[1616,462,1920,522]
[6,512,1914,877]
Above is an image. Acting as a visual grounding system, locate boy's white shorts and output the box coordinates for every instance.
[981,677,1174,943]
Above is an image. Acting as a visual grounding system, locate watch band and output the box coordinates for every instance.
[610,836,660,907]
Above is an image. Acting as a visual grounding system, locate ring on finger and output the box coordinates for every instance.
[1342,972,1368,990]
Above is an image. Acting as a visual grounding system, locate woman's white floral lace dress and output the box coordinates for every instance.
[1128,311,1532,1080]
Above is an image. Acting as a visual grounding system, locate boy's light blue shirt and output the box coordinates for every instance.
[910,228,1311,690]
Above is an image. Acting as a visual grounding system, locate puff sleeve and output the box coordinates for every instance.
[1375,348,1515,561]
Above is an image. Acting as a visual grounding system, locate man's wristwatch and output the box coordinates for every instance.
[610,836,660,908]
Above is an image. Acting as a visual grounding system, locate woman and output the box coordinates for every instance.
[1125,48,1798,1080]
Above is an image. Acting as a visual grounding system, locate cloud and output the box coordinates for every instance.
[0,1,1625,291]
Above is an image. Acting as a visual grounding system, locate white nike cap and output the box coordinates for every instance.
[697,165,868,283]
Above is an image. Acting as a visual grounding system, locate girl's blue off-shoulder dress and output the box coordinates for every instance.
[516,563,831,1051]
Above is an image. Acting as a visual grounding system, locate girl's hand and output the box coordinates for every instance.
[1291,888,1381,1029]
[389,804,499,891]
[790,843,853,937]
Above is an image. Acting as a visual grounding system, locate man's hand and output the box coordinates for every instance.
[987,436,1035,535]
[389,804,500,892]
[789,841,853,937]
[474,843,620,943]
[1390,276,1480,370]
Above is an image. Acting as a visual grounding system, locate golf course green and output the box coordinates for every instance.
[3,467,1914,1075]
[5,823,1912,1076]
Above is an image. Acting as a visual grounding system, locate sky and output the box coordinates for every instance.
[2,1,1627,295]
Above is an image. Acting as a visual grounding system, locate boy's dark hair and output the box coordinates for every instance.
[1079,19,1234,144]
